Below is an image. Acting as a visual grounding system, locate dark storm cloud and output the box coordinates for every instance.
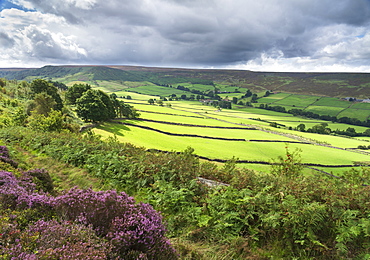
[2,0,370,71]
[324,0,370,25]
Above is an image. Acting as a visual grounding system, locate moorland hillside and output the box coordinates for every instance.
[2,65,370,98]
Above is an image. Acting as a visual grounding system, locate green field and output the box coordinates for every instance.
[68,80,370,177]
[304,105,345,116]
[312,97,351,107]
[95,121,370,170]
[94,99,370,176]
[337,108,370,121]
[255,93,370,122]
[273,94,319,107]
[257,92,292,104]
[351,102,370,109]
[126,84,189,96]
[68,77,370,127]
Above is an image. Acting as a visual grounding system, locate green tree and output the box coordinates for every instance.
[363,128,370,137]
[65,83,91,104]
[244,89,252,98]
[117,101,140,118]
[30,79,63,110]
[11,107,28,126]
[32,92,57,116]
[251,93,258,103]
[297,123,306,132]
[308,123,331,134]
[148,99,155,105]
[76,89,116,122]
[27,109,65,132]
[345,127,357,137]
[98,91,116,119]
[110,93,121,115]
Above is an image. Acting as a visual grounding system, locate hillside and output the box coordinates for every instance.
[2,65,370,98]
[0,76,369,259]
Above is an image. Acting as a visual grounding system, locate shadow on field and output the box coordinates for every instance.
[100,122,132,137]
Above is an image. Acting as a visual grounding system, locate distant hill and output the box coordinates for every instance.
[1,65,370,98]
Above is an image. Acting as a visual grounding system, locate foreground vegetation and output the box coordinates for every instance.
[0,74,370,259]
[1,127,369,259]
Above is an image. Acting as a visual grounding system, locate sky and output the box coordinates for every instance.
[1,0,370,72]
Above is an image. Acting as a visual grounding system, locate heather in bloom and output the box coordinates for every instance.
[0,170,53,210]
[2,219,110,259]
[0,145,177,259]
[0,146,18,168]
[23,168,54,193]
[0,171,30,209]
[54,187,178,259]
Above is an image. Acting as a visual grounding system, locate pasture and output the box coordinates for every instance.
[125,84,189,96]
[304,105,345,116]
[94,95,370,177]
[255,93,370,122]
[337,108,370,121]
[273,94,319,107]
[312,97,351,107]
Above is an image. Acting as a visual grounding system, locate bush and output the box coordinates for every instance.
[2,219,111,259]
[24,168,54,193]
[54,187,178,259]
[0,179,177,259]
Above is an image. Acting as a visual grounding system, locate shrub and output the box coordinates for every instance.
[2,219,111,259]
[0,170,53,211]
[24,168,54,193]
[54,187,178,259]
[0,145,18,168]
[270,146,303,177]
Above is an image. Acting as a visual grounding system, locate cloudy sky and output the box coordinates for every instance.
[1,0,370,72]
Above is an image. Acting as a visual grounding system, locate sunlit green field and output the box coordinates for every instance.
[351,102,370,109]
[250,92,370,121]
[304,105,345,116]
[257,93,292,104]
[337,108,370,121]
[313,97,351,107]
[125,84,189,96]
[273,94,319,107]
[94,97,370,177]
[95,121,370,167]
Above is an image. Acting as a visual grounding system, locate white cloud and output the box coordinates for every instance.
[0,8,87,67]
[1,0,370,71]
[236,51,370,73]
